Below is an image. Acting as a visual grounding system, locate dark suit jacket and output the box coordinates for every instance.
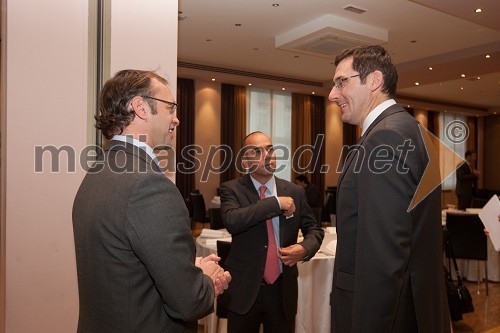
[330,104,450,332]
[219,174,324,319]
[455,161,478,197]
[72,141,214,333]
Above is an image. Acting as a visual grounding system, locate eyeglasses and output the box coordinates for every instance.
[142,95,178,115]
[332,74,360,89]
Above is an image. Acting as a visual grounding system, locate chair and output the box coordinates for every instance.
[209,207,225,230]
[324,187,337,226]
[216,240,232,318]
[189,191,209,229]
[445,212,488,295]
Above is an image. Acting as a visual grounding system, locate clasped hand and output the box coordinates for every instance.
[278,244,306,267]
[196,254,231,297]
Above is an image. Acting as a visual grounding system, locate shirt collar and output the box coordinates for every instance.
[250,175,277,197]
[361,99,396,136]
[111,135,160,167]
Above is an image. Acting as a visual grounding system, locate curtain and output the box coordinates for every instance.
[175,78,195,200]
[291,93,326,197]
[220,83,246,184]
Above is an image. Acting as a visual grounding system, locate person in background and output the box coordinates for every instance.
[328,45,450,332]
[219,131,324,333]
[456,150,480,210]
[295,174,323,209]
[72,69,230,332]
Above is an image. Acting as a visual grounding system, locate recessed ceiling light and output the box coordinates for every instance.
[272,3,279,7]
[211,78,216,81]
[486,54,491,58]
[461,74,466,77]
[428,67,433,70]
[282,88,286,91]
[460,87,464,90]
[248,83,252,86]
[475,8,482,13]
[477,77,481,80]
[415,82,420,86]
[312,92,315,95]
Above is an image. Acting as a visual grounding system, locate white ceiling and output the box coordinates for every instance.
[177,0,500,115]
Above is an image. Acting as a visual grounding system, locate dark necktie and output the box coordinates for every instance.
[259,185,281,284]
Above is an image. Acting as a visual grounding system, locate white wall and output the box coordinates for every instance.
[0,1,178,332]
[2,1,88,331]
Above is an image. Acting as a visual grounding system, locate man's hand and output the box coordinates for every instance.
[196,255,232,297]
[277,196,296,217]
[278,244,307,267]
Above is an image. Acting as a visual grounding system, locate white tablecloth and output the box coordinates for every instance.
[195,230,336,333]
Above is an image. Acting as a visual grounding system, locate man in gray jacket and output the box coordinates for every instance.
[73,69,230,332]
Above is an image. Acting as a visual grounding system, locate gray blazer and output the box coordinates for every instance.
[218,174,324,319]
[330,104,451,332]
[73,140,214,332]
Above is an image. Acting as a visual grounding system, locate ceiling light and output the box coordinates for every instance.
[211,78,216,81]
[477,77,481,80]
[253,48,259,51]
[272,3,279,7]
[235,24,241,26]
[206,39,212,42]
[428,67,433,70]
[460,87,464,90]
[475,8,482,13]
[343,5,367,14]
[461,74,466,77]
[282,88,285,91]
[415,82,419,86]
[248,83,252,86]
[312,92,315,95]
[486,54,491,58]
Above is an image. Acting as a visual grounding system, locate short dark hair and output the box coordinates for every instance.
[95,69,168,139]
[335,45,398,99]
[295,174,309,184]
[465,150,476,158]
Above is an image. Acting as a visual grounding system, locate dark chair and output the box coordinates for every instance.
[324,187,337,226]
[216,240,232,318]
[189,191,209,229]
[209,207,225,230]
[445,212,488,295]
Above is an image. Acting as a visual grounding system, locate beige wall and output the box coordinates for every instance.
[0,1,178,332]
[324,100,344,188]
[194,81,222,205]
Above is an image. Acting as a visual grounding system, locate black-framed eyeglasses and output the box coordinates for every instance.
[142,95,178,115]
[332,74,360,89]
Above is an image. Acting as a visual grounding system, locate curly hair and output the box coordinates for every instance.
[335,45,398,99]
[95,69,168,139]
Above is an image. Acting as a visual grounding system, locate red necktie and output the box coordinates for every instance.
[259,185,281,284]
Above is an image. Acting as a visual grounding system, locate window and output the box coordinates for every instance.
[247,87,292,180]
[439,113,466,190]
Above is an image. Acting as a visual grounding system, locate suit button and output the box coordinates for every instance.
[264,245,268,249]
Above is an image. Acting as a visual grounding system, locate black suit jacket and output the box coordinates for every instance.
[73,141,214,332]
[219,174,324,319]
[330,104,450,332]
[455,161,478,197]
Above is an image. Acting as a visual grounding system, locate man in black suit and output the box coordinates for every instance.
[72,70,230,332]
[328,46,450,332]
[295,174,323,209]
[219,131,324,333]
[456,150,480,210]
